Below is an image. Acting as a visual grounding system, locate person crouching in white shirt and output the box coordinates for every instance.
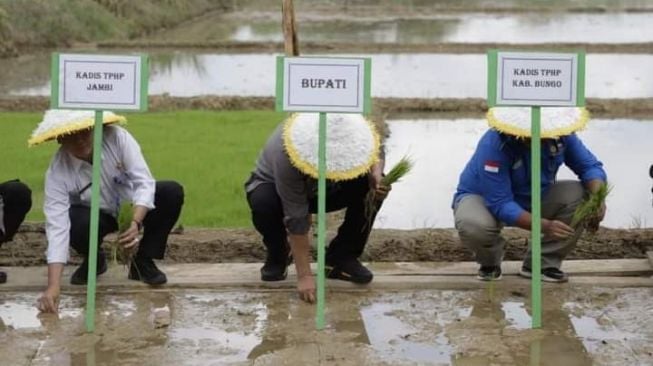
[28,110,184,314]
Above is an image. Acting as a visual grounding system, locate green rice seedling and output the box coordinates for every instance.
[110,202,134,266]
[364,156,413,230]
[570,184,611,233]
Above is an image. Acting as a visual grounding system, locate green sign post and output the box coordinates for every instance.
[487,50,585,328]
[51,53,149,332]
[276,56,372,329]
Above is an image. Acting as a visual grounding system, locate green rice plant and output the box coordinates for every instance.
[110,202,134,266]
[364,156,413,230]
[570,184,611,233]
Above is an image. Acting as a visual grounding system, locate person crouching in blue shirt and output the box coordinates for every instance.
[452,107,607,283]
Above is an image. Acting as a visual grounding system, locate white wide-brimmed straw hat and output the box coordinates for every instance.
[487,107,589,139]
[282,113,381,181]
[28,109,126,147]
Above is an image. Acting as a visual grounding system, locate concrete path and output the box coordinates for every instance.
[1,259,651,292]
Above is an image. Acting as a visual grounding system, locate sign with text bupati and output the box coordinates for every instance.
[276,56,371,113]
[487,51,585,107]
[51,53,148,111]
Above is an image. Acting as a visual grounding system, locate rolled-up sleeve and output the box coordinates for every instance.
[476,142,526,226]
[44,166,71,264]
[274,152,311,235]
[564,134,607,183]
[118,129,155,209]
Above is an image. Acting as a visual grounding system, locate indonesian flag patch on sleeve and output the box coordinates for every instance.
[484,160,500,173]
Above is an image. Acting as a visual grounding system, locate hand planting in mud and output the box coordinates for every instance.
[37,280,61,314]
[297,275,316,303]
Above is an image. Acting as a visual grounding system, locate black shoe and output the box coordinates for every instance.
[0,270,6,284]
[326,259,373,284]
[519,266,568,283]
[128,256,167,285]
[70,252,108,285]
[477,265,502,281]
[260,254,292,282]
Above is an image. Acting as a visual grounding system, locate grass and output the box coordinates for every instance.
[110,202,133,266]
[0,110,286,228]
[0,0,225,47]
[364,156,413,229]
[570,183,611,232]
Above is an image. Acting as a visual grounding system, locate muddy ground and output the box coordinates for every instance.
[1,287,652,365]
[3,96,653,119]
[1,222,651,267]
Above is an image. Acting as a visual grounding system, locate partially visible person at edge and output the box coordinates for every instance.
[245,113,390,303]
[452,107,607,283]
[0,179,32,283]
[28,110,184,313]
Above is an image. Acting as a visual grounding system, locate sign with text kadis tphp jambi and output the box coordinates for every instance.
[488,51,585,107]
[51,53,149,111]
[276,56,371,113]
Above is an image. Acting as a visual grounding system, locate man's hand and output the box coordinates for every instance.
[542,219,575,239]
[118,220,140,249]
[368,161,391,201]
[586,202,607,232]
[37,286,60,314]
[297,275,316,303]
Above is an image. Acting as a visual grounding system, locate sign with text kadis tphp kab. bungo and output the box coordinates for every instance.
[276,56,371,113]
[51,53,149,111]
[488,51,585,107]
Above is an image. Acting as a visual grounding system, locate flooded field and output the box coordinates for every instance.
[3,53,653,99]
[146,11,653,45]
[375,118,653,230]
[0,287,651,365]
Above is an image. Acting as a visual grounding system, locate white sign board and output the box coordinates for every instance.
[52,53,147,111]
[494,52,580,106]
[277,56,370,113]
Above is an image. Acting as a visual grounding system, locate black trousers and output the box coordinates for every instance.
[0,180,32,245]
[246,175,381,264]
[69,181,184,260]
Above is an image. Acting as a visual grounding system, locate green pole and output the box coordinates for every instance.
[85,110,104,332]
[530,106,542,328]
[316,112,327,330]
[530,339,541,366]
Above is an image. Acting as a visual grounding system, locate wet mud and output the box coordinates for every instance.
[3,96,653,118]
[1,287,651,365]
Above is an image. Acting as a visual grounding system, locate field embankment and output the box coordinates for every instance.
[0,0,232,57]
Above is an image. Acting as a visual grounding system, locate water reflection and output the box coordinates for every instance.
[4,53,653,99]
[2,289,651,365]
[375,118,653,229]
[146,10,653,44]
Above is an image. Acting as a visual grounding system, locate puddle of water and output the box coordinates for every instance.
[375,118,653,229]
[2,288,651,365]
[4,53,653,99]
[360,302,454,364]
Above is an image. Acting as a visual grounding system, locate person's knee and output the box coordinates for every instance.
[456,217,500,246]
[3,181,32,211]
[156,181,184,207]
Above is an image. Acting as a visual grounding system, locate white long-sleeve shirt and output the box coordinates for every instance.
[44,125,155,264]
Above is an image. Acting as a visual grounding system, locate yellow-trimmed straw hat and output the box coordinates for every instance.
[28,109,126,146]
[282,113,381,181]
[487,107,589,139]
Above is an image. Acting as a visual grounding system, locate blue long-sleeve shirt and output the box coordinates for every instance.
[452,130,607,226]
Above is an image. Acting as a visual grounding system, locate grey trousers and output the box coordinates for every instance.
[453,180,584,269]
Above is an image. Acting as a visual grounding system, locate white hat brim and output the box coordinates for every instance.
[487,107,589,138]
[28,109,126,146]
